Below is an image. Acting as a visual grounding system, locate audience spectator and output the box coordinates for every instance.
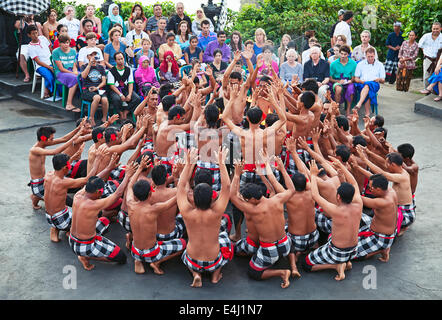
[303,46,330,102]
[104,28,128,69]
[76,19,105,52]
[256,45,279,81]
[150,18,168,57]
[197,20,217,51]
[175,21,191,51]
[334,10,354,47]
[58,5,80,42]
[329,45,357,116]
[229,31,243,57]
[167,2,192,34]
[125,17,150,52]
[159,51,180,85]
[425,53,442,101]
[203,31,231,64]
[80,51,109,126]
[302,38,325,64]
[51,34,79,112]
[102,3,126,42]
[242,40,257,66]
[78,33,105,68]
[385,22,404,84]
[184,35,203,64]
[192,8,214,36]
[107,52,140,121]
[146,4,167,34]
[135,55,160,96]
[418,21,442,88]
[135,38,155,68]
[209,49,228,83]
[279,48,303,85]
[330,9,345,47]
[53,24,76,50]
[278,34,291,67]
[352,30,378,62]
[327,44,341,64]
[397,30,419,92]
[42,9,59,45]
[253,28,267,56]
[80,4,102,35]
[128,4,147,32]
[159,32,183,63]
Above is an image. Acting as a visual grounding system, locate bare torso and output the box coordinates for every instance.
[286,190,317,236]
[370,188,398,235]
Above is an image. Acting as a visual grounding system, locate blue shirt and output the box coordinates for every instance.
[184,46,202,61]
[386,32,404,61]
[104,42,127,67]
[203,40,231,63]
[197,32,217,51]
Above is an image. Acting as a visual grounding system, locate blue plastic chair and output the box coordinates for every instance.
[180,65,192,78]
[50,56,68,108]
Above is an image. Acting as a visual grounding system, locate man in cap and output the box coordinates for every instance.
[330,9,346,47]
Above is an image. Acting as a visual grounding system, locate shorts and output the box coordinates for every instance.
[397,203,416,233]
[181,231,233,273]
[29,178,44,198]
[195,160,221,191]
[287,229,319,253]
[303,238,357,271]
[156,214,186,241]
[249,235,291,273]
[81,90,107,102]
[234,236,259,256]
[351,226,395,260]
[46,207,72,231]
[315,206,332,234]
[117,209,131,233]
[131,238,186,263]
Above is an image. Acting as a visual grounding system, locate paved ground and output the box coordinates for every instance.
[1,84,442,300]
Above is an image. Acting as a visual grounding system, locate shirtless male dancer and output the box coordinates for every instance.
[28,121,87,209]
[177,147,233,287]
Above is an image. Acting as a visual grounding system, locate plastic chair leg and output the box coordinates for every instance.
[40,77,45,99]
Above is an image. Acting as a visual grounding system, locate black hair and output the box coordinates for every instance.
[194,169,213,186]
[113,51,125,61]
[57,24,66,33]
[166,32,175,39]
[300,91,316,109]
[386,152,403,166]
[213,48,223,57]
[373,127,388,139]
[204,104,220,129]
[193,76,200,85]
[229,71,242,82]
[27,25,38,35]
[369,174,388,191]
[352,135,367,147]
[373,115,384,127]
[217,30,227,37]
[159,83,174,99]
[336,115,349,131]
[37,126,56,141]
[397,143,415,159]
[168,105,185,120]
[337,182,355,204]
[85,176,105,193]
[201,19,211,27]
[189,35,198,43]
[265,113,279,127]
[151,165,167,186]
[133,16,144,24]
[161,94,176,112]
[52,153,70,171]
[343,11,354,21]
[246,107,263,125]
[193,183,213,210]
[259,75,272,84]
[339,45,351,55]
[336,144,351,162]
[291,172,307,191]
[214,97,225,113]
[104,127,119,143]
[317,163,327,177]
[136,151,154,171]
[92,126,105,143]
[240,183,263,200]
[300,79,319,94]
[122,119,135,128]
[320,113,327,122]
[132,180,151,201]
[82,18,93,27]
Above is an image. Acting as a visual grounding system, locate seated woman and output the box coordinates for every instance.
[128,4,147,32]
[51,34,80,112]
[135,55,160,97]
[104,28,127,69]
[42,9,59,45]
[159,51,180,86]
[80,4,102,35]
[158,32,183,63]
[53,24,76,49]
[279,48,303,85]
[102,3,126,42]
[256,45,279,83]
[175,21,191,52]
[135,38,155,67]
[210,49,228,84]
[422,52,442,101]
[184,35,203,65]
[190,59,209,88]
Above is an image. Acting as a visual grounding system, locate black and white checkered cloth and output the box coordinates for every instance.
[45,207,72,231]
[234,236,259,256]
[195,160,221,191]
[117,209,131,233]
[216,0,228,31]
[109,165,126,182]
[398,203,416,229]
[156,214,186,241]
[287,229,319,253]
[249,235,291,272]
[220,213,232,234]
[351,224,396,260]
[315,206,332,234]
[384,60,398,76]
[102,179,119,198]
[0,0,50,16]
[28,178,44,198]
[131,238,186,263]
[305,238,357,268]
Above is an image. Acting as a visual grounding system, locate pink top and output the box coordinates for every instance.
[257,60,279,83]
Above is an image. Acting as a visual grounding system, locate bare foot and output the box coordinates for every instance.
[281,270,291,288]
[125,233,132,251]
[134,260,146,274]
[50,227,60,243]
[78,256,95,271]
[149,262,164,275]
[346,261,352,270]
[378,247,390,263]
[398,227,408,237]
[90,118,96,127]
[334,263,346,281]
[211,269,223,284]
[191,273,202,288]
[229,233,241,242]
[30,194,41,210]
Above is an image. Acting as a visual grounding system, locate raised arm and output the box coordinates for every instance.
[177,148,198,213]
[212,146,231,213]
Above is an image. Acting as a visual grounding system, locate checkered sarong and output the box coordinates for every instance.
[397,203,416,233]
[65,160,86,179]
[109,165,126,182]
[195,161,221,191]
[156,214,186,241]
[46,207,72,231]
[235,236,259,255]
[181,231,233,273]
[157,156,174,175]
[315,206,332,234]
[305,238,357,267]
[131,238,186,263]
[140,139,154,154]
[68,217,119,259]
[385,60,398,76]
[117,209,131,232]
[249,235,291,272]
[102,179,119,198]
[351,225,396,260]
[29,178,44,198]
[240,164,280,186]
[220,213,232,234]
[287,229,319,253]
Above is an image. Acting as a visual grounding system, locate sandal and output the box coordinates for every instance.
[71,108,81,112]
[420,89,431,95]
[434,96,442,102]
[65,105,76,111]
[23,76,30,83]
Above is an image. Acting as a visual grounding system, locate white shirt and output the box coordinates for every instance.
[59,17,80,41]
[418,33,442,58]
[125,30,150,49]
[28,36,52,66]
[107,66,134,86]
[302,48,325,65]
[355,59,386,82]
[352,44,378,62]
[78,46,104,64]
[334,21,352,47]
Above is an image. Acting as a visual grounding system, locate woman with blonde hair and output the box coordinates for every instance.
[278,34,291,67]
[253,28,267,56]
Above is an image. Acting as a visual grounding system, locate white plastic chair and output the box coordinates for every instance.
[31,60,46,99]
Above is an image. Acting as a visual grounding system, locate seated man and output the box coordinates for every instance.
[80,50,109,126]
[76,19,105,52]
[177,148,233,288]
[77,32,105,68]
[302,159,362,281]
[354,47,386,116]
[27,25,54,98]
[197,20,217,52]
[107,52,141,122]
[203,31,231,64]
[69,164,136,270]
[303,46,330,103]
